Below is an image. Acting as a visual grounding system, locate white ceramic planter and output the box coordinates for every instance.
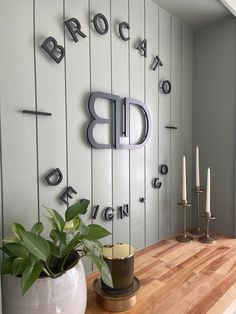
[2,259,87,314]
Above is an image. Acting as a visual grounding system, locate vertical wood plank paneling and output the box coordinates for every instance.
[64,0,92,273]
[158,8,171,240]
[129,0,145,250]
[182,25,193,217]
[0,2,194,296]
[145,0,159,245]
[90,0,112,243]
[35,0,67,229]
[111,0,130,244]
[170,16,182,235]
[0,0,38,233]
[0,1,38,310]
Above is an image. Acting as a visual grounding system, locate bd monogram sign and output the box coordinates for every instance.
[87,92,151,149]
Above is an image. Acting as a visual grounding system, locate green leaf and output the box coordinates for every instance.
[78,219,89,236]
[65,200,90,222]
[93,240,102,251]
[47,241,60,257]
[81,239,94,253]
[52,230,67,245]
[84,224,111,240]
[87,253,113,288]
[12,257,28,276]
[73,216,81,230]
[44,206,65,231]
[50,229,58,244]
[0,245,13,256]
[2,235,20,243]
[63,220,75,232]
[45,216,58,230]
[4,243,28,258]
[21,260,43,295]
[81,239,102,256]
[31,222,43,235]
[0,257,14,274]
[60,233,81,258]
[21,231,50,262]
[12,223,25,240]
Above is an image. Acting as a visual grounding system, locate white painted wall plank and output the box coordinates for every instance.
[129,0,145,250]
[145,0,159,245]
[170,16,182,235]
[111,0,130,244]
[158,8,171,240]
[90,0,112,243]
[64,0,92,273]
[35,0,67,229]
[182,25,193,222]
[0,1,38,311]
[0,0,38,233]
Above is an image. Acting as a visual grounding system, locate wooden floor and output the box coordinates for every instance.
[86,235,236,314]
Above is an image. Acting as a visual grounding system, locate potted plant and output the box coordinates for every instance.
[0,199,113,314]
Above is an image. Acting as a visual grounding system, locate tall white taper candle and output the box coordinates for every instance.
[196,146,200,188]
[182,156,187,202]
[206,167,211,214]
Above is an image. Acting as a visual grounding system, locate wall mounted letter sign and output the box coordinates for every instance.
[152,178,162,189]
[92,205,100,220]
[87,92,151,150]
[117,97,151,149]
[119,22,130,41]
[160,80,172,94]
[104,207,114,221]
[136,39,147,57]
[87,92,119,149]
[64,18,87,42]
[60,186,77,205]
[119,204,129,219]
[45,168,63,186]
[152,55,163,71]
[93,13,109,35]
[159,164,168,175]
[41,37,65,64]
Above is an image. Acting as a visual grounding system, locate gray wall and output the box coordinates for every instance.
[0,0,193,311]
[193,15,236,236]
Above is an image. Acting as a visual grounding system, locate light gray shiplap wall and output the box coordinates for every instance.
[129,0,145,250]
[111,0,130,244]
[35,0,68,234]
[182,24,193,227]
[170,16,182,234]
[158,8,171,240]
[90,0,113,247]
[64,0,92,273]
[145,0,159,245]
[193,16,236,236]
[0,0,193,308]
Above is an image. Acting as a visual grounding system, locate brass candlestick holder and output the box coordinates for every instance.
[199,212,216,244]
[191,186,204,235]
[176,200,193,243]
